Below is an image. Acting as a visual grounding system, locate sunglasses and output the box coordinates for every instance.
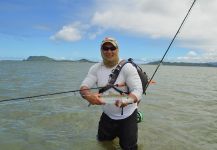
[102,45,117,51]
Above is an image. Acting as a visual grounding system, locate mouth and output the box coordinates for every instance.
[106,55,114,58]
[104,53,114,59]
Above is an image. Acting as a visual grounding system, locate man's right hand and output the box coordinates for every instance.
[80,86,105,105]
[85,92,105,105]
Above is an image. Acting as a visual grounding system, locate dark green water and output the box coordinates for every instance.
[0,61,216,150]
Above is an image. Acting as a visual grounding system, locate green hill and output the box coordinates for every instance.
[24,56,96,63]
[25,56,55,61]
[147,61,217,67]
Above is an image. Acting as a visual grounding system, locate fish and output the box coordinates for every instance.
[100,93,133,104]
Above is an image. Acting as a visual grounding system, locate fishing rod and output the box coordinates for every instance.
[0,87,102,103]
[144,0,197,92]
[0,0,197,104]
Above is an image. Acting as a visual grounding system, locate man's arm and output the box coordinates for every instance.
[115,63,143,107]
[80,63,105,105]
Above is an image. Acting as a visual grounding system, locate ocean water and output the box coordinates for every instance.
[0,61,216,150]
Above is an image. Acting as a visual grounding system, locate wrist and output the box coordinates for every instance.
[128,93,138,103]
[80,86,91,99]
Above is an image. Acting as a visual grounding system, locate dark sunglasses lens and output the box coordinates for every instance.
[102,46,116,51]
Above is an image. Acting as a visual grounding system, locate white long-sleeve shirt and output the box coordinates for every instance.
[81,60,143,120]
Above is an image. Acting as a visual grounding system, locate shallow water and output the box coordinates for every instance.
[0,61,216,150]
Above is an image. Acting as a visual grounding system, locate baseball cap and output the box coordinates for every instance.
[101,37,118,48]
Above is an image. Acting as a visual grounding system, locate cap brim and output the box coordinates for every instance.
[101,41,118,48]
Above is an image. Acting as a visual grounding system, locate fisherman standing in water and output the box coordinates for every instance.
[80,37,142,150]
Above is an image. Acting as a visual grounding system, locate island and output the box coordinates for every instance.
[21,56,217,67]
[25,56,55,61]
[147,61,217,67]
[24,56,96,63]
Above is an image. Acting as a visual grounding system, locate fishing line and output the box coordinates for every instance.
[0,85,127,103]
[144,0,197,92]
[33,93,73,102]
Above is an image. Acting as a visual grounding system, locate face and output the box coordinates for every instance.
[101,42,118,62]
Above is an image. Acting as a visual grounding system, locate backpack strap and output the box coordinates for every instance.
[99,59,132,116]
[99,60,128,94]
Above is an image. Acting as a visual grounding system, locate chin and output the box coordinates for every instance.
[106,57,115,61]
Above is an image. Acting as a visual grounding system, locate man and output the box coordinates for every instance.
[80,37,142,150]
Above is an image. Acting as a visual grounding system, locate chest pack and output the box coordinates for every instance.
[99,58,149,94]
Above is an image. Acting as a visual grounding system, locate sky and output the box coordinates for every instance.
[0,0,217,62]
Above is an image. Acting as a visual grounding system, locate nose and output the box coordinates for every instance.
[106,49,114,52]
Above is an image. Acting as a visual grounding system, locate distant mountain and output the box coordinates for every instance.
[24,56,96,63]
[25,56,55,61]
[147,61,217,67]
[74,59,97,63]
[208,62,217,67]
[18,56,217,67]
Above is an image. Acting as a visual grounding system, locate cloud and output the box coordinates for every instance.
[187,51,198,57]
[92,0,193,38]
[91,0,217,48]
[50,22,86,42]
[50,0,217,61]
[177,50,217,62]
[90,0,217,61]
[88,27,105,39]
[52,0,200,41]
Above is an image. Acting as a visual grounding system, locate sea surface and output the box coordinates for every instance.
[0,61,216,150]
